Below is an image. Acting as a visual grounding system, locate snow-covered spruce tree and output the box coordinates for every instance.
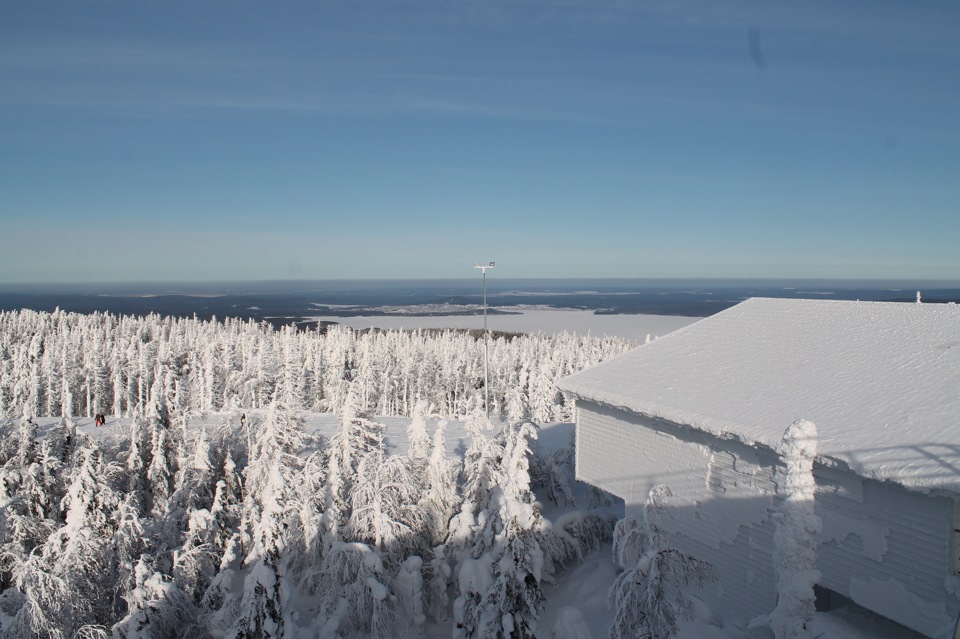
[111,558,196,639]
[420,419,461,546]
[171,507,222,608]
[0,417,46,561]
[395,555,427,638]
[2,549,70,639]
[446,411,503,615]
[469,521,545,639]
[6,445,123,638]
[197,452,244,617]
[454,421,546,639]
[536,510,616,584]
[753,419,821,639]
[110,493,149,618]
[161,423,218,563]
[288,442,328,590]
[611,516,644,576]
[205,448,243,563]
[348,439,430,570]
[34,417,77,521]
[420,419,463,623]
[313,541,406,639]
[124,412,152,511]
[319,385,386,553]
[530,430,576,508]
[146,417,176,519]
[406,397,432,464]
[1,465,58,577]
[16,414,39,469]
[168,425,216,520]
[229,390,307,639]
[447,411,504,559]
[608,486,717,639]
[0,422,18,475]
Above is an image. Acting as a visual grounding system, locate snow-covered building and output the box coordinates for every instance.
[558,297,960,637]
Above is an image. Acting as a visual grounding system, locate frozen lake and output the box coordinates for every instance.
[309,308,700,342]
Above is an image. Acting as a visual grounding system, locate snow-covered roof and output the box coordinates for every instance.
[558,297,960,496]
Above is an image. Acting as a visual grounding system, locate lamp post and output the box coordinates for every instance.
[473,261,495,418]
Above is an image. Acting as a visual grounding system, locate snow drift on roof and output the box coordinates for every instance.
[558,297,960,496]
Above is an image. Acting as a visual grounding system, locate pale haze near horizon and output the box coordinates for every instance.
[1,1,958,284]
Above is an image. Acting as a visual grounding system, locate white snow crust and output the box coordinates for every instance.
[559,298,960,495]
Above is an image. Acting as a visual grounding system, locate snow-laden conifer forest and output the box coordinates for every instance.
[0,309,632,423]
[0,309,628,638]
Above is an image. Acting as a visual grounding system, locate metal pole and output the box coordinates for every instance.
[482,268,489,418]
[474,262,495,418]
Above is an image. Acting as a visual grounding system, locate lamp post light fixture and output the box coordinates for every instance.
[473,261,495,418]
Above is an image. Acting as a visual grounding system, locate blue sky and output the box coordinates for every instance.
[2,0,958,283]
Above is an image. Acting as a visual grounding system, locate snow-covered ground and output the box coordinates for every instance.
[309,309,699,342]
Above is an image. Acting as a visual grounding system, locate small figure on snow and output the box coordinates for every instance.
[94,413,105,427]
[240,413,246,428]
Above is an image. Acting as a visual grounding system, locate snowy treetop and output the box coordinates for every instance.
[559,297,960,495]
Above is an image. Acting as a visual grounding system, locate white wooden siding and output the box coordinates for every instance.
[953,501,960,576]
[576,400,959,637]
[576,401,779,630]
[815,468,955,637]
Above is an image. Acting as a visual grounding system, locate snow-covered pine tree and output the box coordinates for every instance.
[608,486,717,639]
